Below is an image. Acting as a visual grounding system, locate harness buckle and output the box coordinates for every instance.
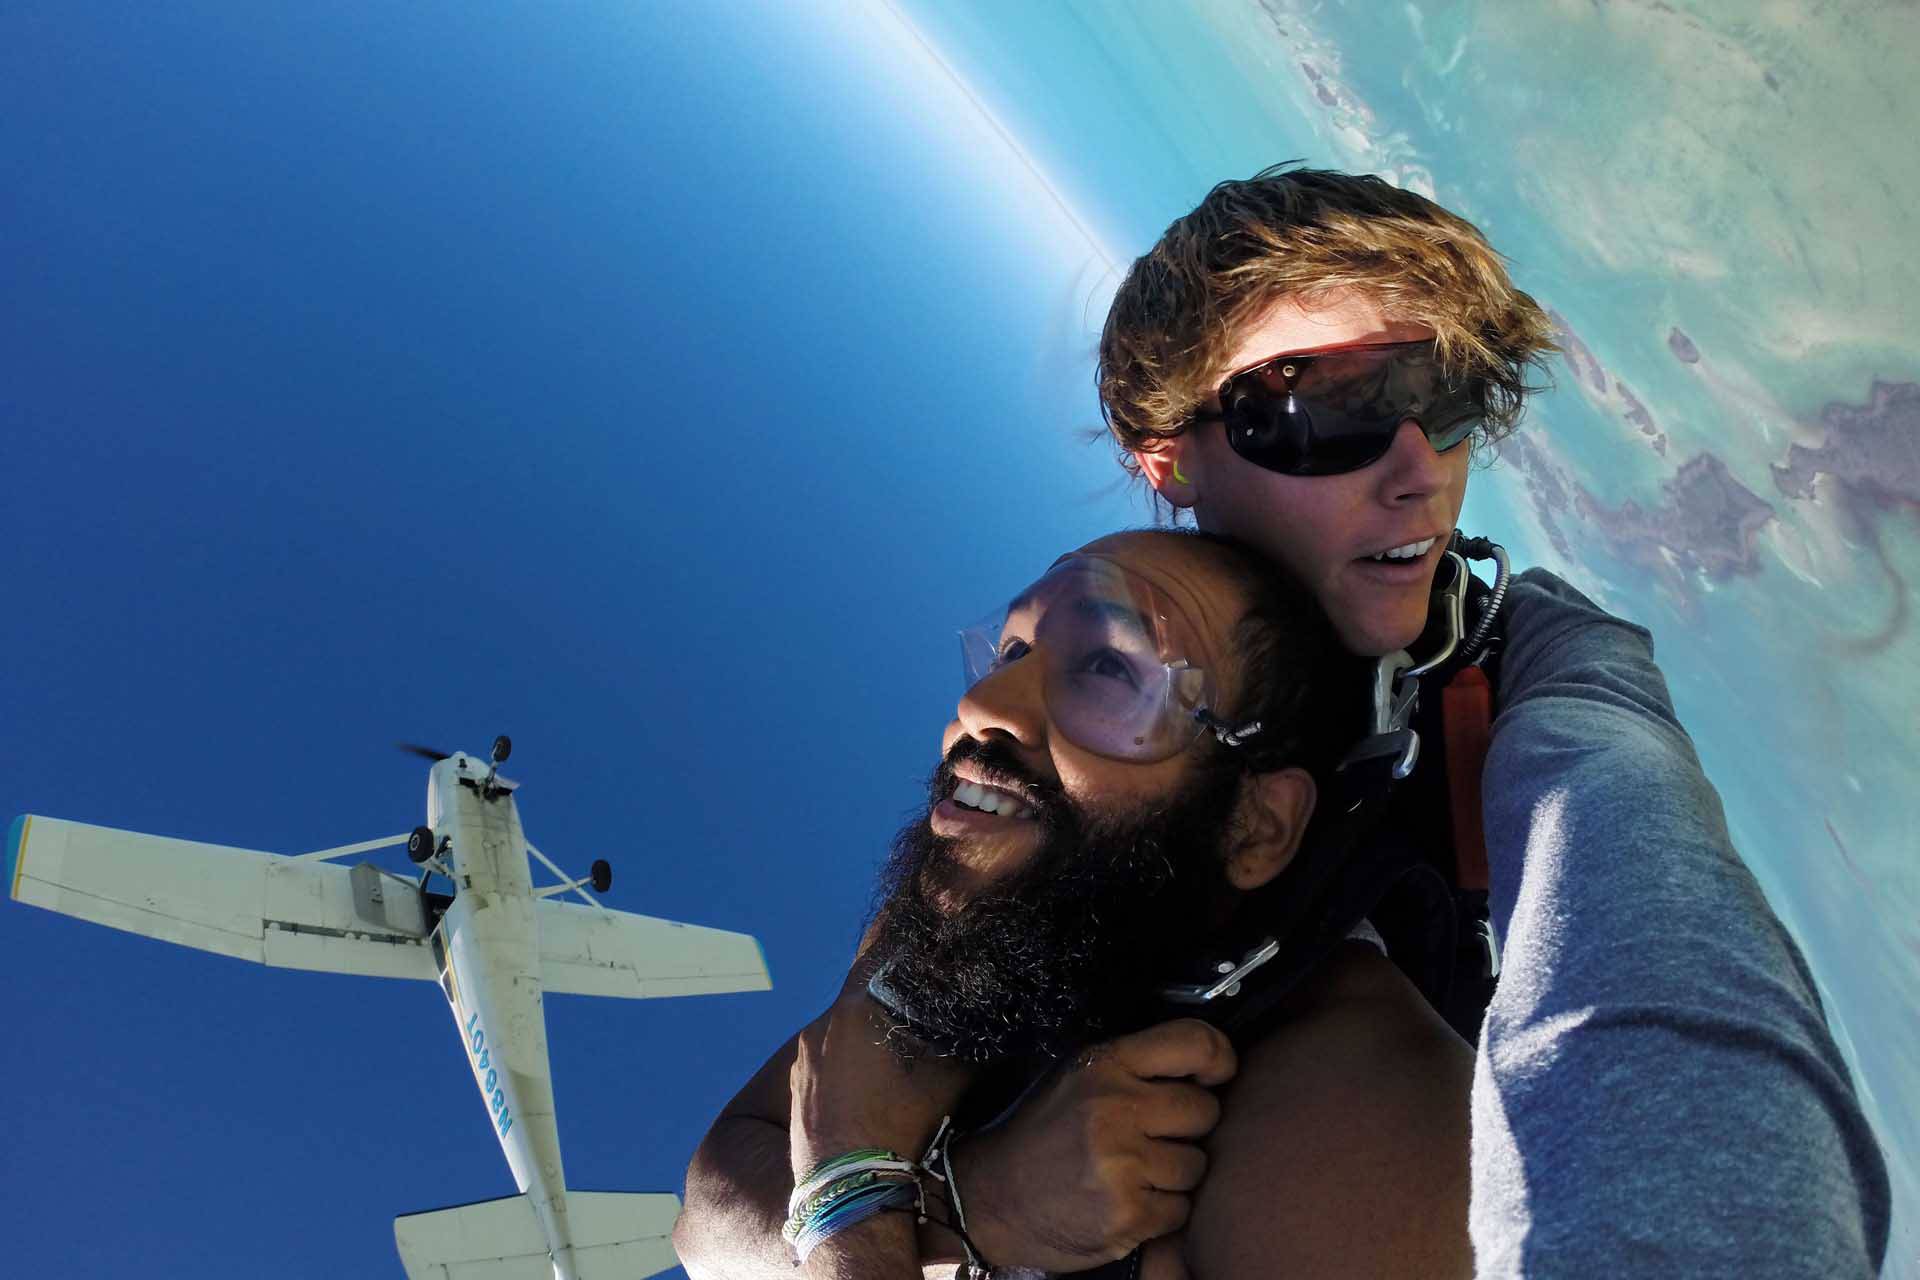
[1335,548,1479,787]
[1338,648,1422,783]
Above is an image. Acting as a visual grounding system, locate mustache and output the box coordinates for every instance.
[931,737,1059,815]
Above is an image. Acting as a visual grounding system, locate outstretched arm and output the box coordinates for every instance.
[1473,568,1889,1275]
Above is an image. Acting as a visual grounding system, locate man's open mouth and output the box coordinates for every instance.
[949,778,1036,820]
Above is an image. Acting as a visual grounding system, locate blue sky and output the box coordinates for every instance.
[0,3,1169,1275]
[5,2,1913,1274]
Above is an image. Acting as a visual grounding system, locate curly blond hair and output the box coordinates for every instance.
[1097,165,1559,475]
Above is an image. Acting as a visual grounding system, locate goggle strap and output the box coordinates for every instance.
[1196,708,1263,749]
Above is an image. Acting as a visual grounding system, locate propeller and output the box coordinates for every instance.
[398,742,452,762]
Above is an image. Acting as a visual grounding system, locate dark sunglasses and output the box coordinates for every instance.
[1191,339,1487,477]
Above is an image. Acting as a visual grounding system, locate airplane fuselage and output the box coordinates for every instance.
[425,752,579,1280]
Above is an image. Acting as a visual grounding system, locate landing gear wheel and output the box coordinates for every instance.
[407,826,437,864]
[491,734,512,764]
[590,859,612,894]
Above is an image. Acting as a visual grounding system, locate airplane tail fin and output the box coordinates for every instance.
[395,1189,680,1280]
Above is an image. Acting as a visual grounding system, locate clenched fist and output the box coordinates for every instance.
[952,1018,1236,1272]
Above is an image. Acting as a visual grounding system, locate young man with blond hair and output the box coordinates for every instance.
[1101,165,1889,1276]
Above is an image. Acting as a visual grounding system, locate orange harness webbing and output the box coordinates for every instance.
[1441,665,1493,893]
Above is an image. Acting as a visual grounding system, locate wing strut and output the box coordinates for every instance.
[526,842,610,917]
[291,833,411,862]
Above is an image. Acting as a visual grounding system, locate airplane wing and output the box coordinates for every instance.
[536,896,770,999]
[7,814,437,981]
[396,1191,679,1280]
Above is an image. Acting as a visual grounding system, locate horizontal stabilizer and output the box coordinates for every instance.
[537,896,770,1000]
[7,815,437,981]
[395,1190,680,1279]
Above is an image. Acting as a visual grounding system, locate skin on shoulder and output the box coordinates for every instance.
[1181,944,1474,1280]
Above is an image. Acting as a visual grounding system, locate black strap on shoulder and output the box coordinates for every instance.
[1135,732,1417,1044]
[1155,546,1516,1050]
[1068,550,1517,1280]
[1062,773,1430,1280]
[1203,766,1453,1051]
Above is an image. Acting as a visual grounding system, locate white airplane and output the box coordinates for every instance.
[6,735,770,1280]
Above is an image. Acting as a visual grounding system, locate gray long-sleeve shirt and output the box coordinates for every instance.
[1470,569,1890,1275]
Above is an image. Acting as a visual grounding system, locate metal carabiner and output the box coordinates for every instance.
[1405,549,1470,680]
[1338,649,1421,782]
[1335,548,1470,783]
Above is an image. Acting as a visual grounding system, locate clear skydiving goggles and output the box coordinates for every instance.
[958,554,1262,764]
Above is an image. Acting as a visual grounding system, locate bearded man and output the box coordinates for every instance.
[675,529,1476,1279]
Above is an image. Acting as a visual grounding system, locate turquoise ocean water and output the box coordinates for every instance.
[899,0,1919,1267]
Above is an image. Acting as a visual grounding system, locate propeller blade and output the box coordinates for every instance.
[398,742,452,762]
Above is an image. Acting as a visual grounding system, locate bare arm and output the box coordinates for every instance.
[797,1211,926,1280]
[674,1013,814,1280]
[676,1009,968,1280]
[786,1004,952,1280]
[676,939,974,1280]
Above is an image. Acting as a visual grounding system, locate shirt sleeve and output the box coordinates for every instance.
[1470,567,1890,1277]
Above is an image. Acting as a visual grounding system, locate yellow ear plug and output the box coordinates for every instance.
[1172,458,1191,486]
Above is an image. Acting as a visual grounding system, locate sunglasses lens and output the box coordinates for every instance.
[1423,399,1483,453]
[1218,342,1484,476]
[1223,385,1307,472]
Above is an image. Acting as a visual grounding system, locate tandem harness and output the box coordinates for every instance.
[1063,536,1512,1280]
[1158,531,1511,1052]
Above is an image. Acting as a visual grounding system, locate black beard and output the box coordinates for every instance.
[864,739,1242,1065]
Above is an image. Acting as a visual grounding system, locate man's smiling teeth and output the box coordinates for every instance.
[952,780,1033,819]
[1366,536,1437,562]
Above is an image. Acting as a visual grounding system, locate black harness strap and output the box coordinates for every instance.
[1069,558,1512,1280]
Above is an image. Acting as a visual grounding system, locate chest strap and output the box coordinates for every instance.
[1440,664,1492,893]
